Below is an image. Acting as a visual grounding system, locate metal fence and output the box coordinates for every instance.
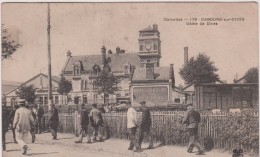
[43,110,259,152]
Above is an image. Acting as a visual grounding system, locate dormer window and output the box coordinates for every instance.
[92,64,101,76]
[73,60,81,75]
[124,63,130,75]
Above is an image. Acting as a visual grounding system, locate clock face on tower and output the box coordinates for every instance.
[145,43,152,50]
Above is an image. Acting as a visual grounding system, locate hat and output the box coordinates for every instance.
[18,99,26,106]
[92,104,97,108]
[81,103,85,107]
[139,101,146,105]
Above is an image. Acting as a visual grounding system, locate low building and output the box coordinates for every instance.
[5,73,61,107]
[194,83,258,109]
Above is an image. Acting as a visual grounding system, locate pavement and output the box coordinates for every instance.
[3,131,257,157]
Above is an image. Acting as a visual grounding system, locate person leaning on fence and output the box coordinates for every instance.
[13,99,36,155]
[139,101,154,149]
[89,103,104,142]
[49,103,59,140]
[126,101,141,152]
[8,104,20,144]
[75,103,91,144]
[182,104,204,155]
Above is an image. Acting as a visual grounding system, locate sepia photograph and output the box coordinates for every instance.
[1,2,259,157]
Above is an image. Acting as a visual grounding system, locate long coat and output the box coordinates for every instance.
[80,108,89,127]
[182,108,201,128]
[49,107,59,129]
[140,108,152,131]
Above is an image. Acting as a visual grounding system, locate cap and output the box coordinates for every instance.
[18,99,26,106]
[139,101,146,105]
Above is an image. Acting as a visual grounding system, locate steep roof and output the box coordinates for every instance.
[64,53,141,72]
[132,66,170,81]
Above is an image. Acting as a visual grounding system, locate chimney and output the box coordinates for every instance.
[67,50,72,57]
[184,47,188,65]
[153,24,158,31]
[116,47,121,54]
[169,64,175,88]
[101,46,106,65]
[108,49,113,54]
[146,63,154,80]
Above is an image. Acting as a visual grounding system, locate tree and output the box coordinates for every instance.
[244,67,258,83]
[57,75,72,104]
[179,53,220,84]
[16,85,36,105]
[2,25,21,60]
[94,64,118,105]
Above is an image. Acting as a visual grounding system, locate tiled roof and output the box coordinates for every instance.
[132,66,170,81]
[64,53,141,72]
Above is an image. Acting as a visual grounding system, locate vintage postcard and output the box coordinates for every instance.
[1,2,259,157]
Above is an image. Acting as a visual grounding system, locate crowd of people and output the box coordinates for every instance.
[2,98,205,155]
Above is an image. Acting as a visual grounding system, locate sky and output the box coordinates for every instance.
[1,2,258,85]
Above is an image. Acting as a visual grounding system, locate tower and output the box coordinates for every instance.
[138,24,161,67]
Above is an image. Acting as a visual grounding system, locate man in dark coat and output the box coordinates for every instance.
[89,104,103,142]
[36,101,44,134]
[29,105,37,143]
[75,103,91,143]
[138,101,154,149]
[9,104,19,143]
[2,105,10,151]
[182,104,204,155]
[49,104,59,140]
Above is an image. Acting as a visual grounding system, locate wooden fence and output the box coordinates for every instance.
[43,110,259,152]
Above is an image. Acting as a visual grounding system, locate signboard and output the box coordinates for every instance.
[133,86,168,102]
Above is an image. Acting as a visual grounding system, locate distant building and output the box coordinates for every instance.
[62,24,183,106]
[5,73,60,107]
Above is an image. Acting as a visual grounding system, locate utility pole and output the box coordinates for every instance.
[47,3,53,110]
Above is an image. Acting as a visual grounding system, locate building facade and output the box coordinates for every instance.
[62,24,184,106]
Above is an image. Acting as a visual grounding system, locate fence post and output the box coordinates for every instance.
[75,111,79,137]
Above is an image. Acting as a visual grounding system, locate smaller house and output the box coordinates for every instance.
[5,73,61,107]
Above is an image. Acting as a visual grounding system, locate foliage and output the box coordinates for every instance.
[93,64,118,104]
[57,75,72,95]
[179,53,220,84]
[16,85,36,104]
[244,67,258,83]
[2,24,21,60]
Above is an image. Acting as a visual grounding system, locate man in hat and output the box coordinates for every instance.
[126,101,141,152]
[13,99,35,155]
[138,101,154,149]
[89,103,103,142]
[75,103,91,143]
[35,99,44,134]
[9,104,19,143]
[183,104,204,155]
[49,103,59,140]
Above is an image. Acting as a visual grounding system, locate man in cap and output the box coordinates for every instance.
[89,103,103,142]
[75,103,91,143]
[13,99,35,155]
[182,104,204,155]
[138,101,154,149]
[49,103,59,140]
[9,104,19,143]
[35,99,44,134]
[126,101,141,152]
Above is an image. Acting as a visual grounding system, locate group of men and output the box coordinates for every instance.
[126,101,204,155]
[2,99,204,155]
[2,99,60,155]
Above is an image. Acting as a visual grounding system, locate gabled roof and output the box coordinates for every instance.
[5,73,60,95]
[132,66,170,81]
[63,53,141,73]
[2,80,23,95]
[233,75,246,83]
